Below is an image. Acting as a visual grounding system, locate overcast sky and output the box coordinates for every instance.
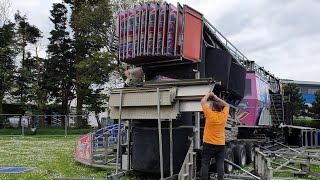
[10,0,320,82]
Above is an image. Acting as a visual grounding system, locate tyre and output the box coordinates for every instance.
[245,142,255,164]
[224,148,234,174]
[233,144,247,168]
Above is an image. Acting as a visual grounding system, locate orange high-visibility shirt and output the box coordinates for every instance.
[202,104,229,145]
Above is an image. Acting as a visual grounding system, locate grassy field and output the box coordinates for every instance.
[0,136,110,180]
[1,136,320,180]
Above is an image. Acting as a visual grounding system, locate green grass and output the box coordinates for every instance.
[0,128,95,136]
[0,136,111,180]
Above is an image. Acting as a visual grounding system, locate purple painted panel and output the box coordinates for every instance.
[147,4,157,56]
[134,5,141,57]
[119,10,125,60]
[166,4,177,56]
[157,3,167,55]
[124,11,128,59]
[140,4,148,55]
[237,72,271,126]
[127,8,135,59]
[237,99,258,126]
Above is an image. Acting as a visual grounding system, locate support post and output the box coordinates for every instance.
[170,119,173,176]
[194,112,200,149]
[22,117,24,137]
[157,88,164,180]
[305,131,308,147]
[116,90,123,175]
[194,69,201,149]
[65,115,68,137]
[127,120,131,171]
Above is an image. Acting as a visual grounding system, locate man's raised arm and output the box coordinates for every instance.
[210,92,229,108]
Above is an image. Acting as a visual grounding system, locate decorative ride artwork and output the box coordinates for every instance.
[75,133,92,165]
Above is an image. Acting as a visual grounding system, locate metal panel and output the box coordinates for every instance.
[181,5,202,61]
[110,103,179,120]
[176,85,213,99]
[109,88,176,107]
[179,101,209,112]
[258,107,272,126]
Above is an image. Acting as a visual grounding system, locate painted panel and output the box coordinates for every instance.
[75,133,92,164]
[237,73,271,126]
[157,3,167,55]
[127,8,135,59]
[134,5,141,57]
[182,5,202,61]
[147,4,157,56]
[124,11,128,59]
[176,3,183,55]
[119,10,125,60]
[166,4,177,56]
[140,4,148,56]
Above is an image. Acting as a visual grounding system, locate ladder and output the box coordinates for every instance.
[178,140,197,180]
[270,94,284,126]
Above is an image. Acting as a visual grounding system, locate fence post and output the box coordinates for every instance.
[22,117,24,137]
[65,115,68,137]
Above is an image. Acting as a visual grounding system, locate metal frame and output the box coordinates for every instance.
[254,146,320,179]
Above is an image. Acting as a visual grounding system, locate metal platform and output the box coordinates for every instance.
[109,79,219,120]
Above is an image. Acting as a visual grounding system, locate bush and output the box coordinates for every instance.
[293,119,320,128]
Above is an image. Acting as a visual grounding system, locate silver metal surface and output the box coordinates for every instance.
[258,108,272,126]
[194,112,200,149]
[115,90,123,174]
[109,88,175,107]
[110,103,179,119]
[176,85,213,98]
[170,119,173,176]
[122,154,128,170]
[157,88,164,180]
[179,101,210,112]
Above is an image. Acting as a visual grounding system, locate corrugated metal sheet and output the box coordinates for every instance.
[258,107,272,126]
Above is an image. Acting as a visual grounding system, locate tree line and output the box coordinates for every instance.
[0,0,159,128]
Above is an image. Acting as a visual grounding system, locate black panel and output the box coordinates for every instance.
[132,112,193,175]
[229,62,246,98]
[205,47,232,89]
[144,63,196,81]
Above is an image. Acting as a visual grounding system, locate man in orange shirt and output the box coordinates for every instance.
[200,92,229,180]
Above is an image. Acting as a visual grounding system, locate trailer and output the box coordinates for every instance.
[74,2,318,180]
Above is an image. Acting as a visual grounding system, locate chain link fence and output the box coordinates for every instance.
[0,114,104,136]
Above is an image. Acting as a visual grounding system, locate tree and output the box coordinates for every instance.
[283,83,307,117]
[0,22,16,127]
[310,90,320,119]
[0,0,11,26]
[46,3,76,123]
[64,0,115,128]
[13,12,42,127]
[14,12,42,106]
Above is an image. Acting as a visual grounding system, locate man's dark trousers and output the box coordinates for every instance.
[200,142,225,180]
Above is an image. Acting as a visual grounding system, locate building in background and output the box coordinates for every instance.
[282,79,320,105]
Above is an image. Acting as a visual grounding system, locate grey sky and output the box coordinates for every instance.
[10,0,320,81]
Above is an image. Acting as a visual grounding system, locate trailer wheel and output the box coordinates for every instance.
[224,148,234,174]
[233,144,247,168]
[245,143,255,164]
